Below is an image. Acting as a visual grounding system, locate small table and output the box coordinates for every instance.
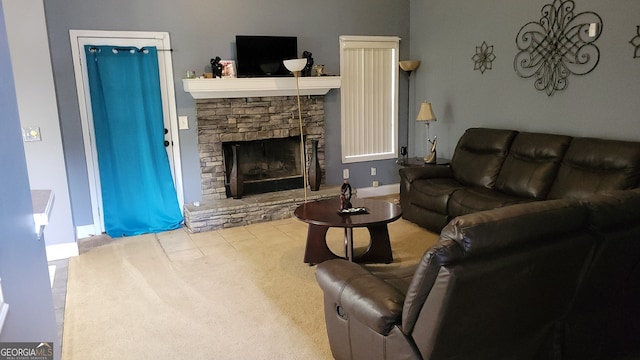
[399,157,450,167]
[294,198,402,265]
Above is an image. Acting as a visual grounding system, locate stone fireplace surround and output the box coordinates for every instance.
[198,95,326,200]
[184,95,334,232]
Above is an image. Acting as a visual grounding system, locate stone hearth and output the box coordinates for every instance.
[184,186,339,233]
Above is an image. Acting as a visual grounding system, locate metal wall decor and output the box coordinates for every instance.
[514,0,603,96]
[631,26,640,58]
[472,41,496,73]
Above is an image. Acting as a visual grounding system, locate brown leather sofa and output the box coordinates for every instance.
[399,128,640,233]
[315,189,640,360]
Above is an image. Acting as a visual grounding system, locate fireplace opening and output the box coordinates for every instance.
[222,136,304,197]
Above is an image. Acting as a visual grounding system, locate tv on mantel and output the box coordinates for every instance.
[235,35,298,77]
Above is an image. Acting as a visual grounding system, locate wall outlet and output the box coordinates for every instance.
[343,169,349,179]
[370,167,376,176]
[22,127,41,142]
[372,180,379,187]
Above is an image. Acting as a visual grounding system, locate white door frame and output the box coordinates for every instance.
[70,30,184,236]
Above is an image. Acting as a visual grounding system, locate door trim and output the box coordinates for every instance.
[69,29,184,235]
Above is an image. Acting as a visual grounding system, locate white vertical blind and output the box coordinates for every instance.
[340,36,399,163]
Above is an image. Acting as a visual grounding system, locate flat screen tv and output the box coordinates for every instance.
[235,35,298,77]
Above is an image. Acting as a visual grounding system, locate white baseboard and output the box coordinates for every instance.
[76,224,98,239]
[46,242,79,261]
[355,183,400,198]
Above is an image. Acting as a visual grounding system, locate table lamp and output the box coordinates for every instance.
[416,102,437,164]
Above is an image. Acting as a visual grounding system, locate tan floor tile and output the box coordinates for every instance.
[157,232,198,253]
[217,228,258,243]
[188,231,226,247]
[166,248,205,262]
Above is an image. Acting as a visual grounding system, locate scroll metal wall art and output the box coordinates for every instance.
[514,0,603,96]
[631,26,640,58]
[472,41,496,74]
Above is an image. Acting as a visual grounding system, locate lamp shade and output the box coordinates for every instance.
[283,58,307,72]
[416,102,437,122]
[399,60,421,72]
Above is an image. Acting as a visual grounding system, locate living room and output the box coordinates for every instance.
[1,0,639,359]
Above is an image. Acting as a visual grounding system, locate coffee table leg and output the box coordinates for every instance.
[344,228,354,261]
[353,224,393,263]
[304,224,339,265]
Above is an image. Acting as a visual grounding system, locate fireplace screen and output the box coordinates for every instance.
[222,137,304,197]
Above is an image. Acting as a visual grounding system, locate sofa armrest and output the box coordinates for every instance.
[316,259,405,335]
[399,166,453,184]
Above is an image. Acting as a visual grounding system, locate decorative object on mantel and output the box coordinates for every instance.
[416,102,437,164]
[472,41,496,74]
[631,26,640,59]
[313,64,325,76]
[210,56,223,78]
[309,139,322,191]
[302,51,314,77]
[283,58,310,202]
[398,60,421,165]
[514,0,602,96]
[220,60,237,78]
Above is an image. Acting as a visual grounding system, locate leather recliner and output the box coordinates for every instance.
[316,199,594,360]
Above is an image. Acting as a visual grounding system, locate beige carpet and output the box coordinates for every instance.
[62,215,438,360]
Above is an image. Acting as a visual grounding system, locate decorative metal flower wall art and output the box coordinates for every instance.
[631,26,640,58]
[514,0,603,96]
[472,41,496,73]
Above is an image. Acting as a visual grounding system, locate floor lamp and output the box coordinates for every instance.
[399,60,421,165]
[283,58,309,202]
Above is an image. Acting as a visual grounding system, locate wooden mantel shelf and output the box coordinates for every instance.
[182,76,341,99]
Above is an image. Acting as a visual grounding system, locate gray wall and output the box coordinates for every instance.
[409,0,640,159]
[44,0,411,226]
[0,1,58,354]
[4,0,75,247]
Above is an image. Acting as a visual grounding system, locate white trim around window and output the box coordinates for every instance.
[339,35,400,163]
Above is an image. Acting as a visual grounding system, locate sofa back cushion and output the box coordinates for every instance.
[495,132,572,199]
[547,137,640,199]
[450,128,517,188]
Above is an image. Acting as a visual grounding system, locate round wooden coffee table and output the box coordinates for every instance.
[294,197,402,265]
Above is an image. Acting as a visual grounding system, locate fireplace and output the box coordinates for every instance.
[197,96,325,201]
[222,136,304,198]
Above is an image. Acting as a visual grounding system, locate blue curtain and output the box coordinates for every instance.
[85,45,182,237]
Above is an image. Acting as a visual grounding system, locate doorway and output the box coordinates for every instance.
[70,30,184,235]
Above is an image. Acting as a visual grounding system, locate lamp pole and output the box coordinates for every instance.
[284,59,309,202]
[399,60,420,165]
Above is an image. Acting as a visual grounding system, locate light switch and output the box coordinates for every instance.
[178,116,189,130]
[589,23,598,37]
[22,127,41,142]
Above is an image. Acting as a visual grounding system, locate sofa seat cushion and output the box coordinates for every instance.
[448,187,535,218]
[495,132,571,199]
[410,178,464,214]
